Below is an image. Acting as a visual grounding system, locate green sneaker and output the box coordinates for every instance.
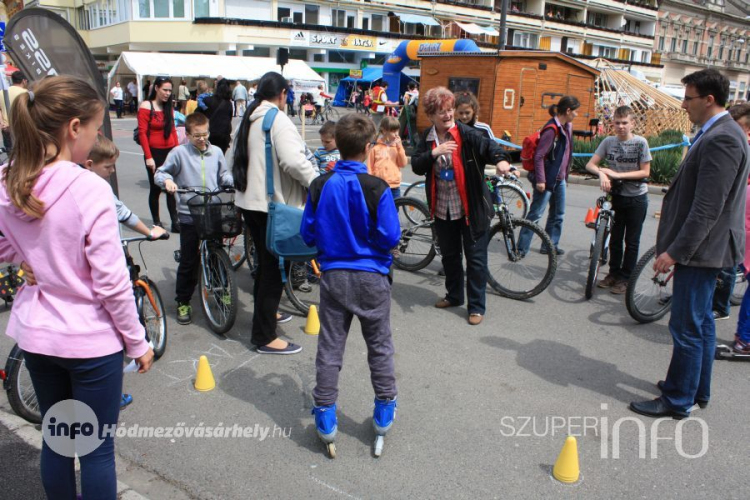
[177,303,192,325]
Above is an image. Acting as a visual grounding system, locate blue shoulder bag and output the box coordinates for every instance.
[262,107,317,275]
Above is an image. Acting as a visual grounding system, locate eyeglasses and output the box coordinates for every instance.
[190,133,209,139]
[683,94,707,102]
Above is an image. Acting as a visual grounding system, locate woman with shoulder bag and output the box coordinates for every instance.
[231,71,318,355]
[138,76,180,233]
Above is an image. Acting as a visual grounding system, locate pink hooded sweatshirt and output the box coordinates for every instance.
[0,161,149,359]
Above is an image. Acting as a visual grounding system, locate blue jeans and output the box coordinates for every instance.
[517,180,566,254]
[24,351,124,500]
[661,265,720,412]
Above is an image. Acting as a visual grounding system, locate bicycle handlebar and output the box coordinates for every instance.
[172,187,236,195]
[121,233,171,244]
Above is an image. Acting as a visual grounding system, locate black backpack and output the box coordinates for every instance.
[133,101,154,145]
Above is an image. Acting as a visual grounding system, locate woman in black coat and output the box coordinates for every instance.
[204,79,234,154]
[411,86,511,326]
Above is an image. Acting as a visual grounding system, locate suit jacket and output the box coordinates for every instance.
[657,114,750,268]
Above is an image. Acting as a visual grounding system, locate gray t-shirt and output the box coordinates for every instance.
[594,136,652,197]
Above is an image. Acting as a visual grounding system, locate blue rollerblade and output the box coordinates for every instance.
[312,403,337,458]
[373,397,397,457]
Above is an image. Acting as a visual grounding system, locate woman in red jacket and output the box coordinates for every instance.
[138,76,179,232]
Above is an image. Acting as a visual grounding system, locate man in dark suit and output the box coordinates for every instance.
[630,69,750,419]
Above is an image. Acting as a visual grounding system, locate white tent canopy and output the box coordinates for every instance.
[107,51,325,101]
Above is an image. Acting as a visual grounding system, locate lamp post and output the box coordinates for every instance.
[498,0,508,51]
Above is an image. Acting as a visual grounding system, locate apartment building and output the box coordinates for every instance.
[17,0,660,90]
[654,0,750,102]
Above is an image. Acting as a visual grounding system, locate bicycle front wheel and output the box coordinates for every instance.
[325,107,340,121]
[5,345,41,424]
[625,246,673,324]
[138,278,168,359]
[730,269,746,306]
[244,229,258,275]
[284,260,322,315]
[403,180,427,205]
[497,183,529,219]
[487,218,556,300]
[224,228,247,271]
[393,197,436,272]
[200,247,238,334]
[585,225,606,300]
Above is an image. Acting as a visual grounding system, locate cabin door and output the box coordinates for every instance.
[567,74,594,130]
[517,68,538,140]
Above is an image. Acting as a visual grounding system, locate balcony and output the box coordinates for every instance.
[437,0,494,12]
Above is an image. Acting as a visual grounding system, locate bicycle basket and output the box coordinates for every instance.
[187,192,243,239]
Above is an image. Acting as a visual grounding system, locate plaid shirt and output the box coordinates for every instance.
[429,128,464,221]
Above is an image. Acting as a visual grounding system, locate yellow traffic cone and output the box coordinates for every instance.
[305,305,320,335]
[194,355,215,392]
[552,436,580,484]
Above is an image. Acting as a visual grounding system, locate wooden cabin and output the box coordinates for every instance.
[417,51,600,143]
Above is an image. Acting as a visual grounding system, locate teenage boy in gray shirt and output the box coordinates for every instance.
[586,105,652,294]
[156,112,234,325]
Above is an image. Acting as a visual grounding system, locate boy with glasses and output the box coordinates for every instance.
[155,113,234,325]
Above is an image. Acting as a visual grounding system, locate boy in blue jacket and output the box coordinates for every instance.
[301,114,401,457]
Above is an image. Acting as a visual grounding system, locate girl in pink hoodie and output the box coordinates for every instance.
[0,76,153,499]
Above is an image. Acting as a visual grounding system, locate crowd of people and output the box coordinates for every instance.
[0,67,749,496]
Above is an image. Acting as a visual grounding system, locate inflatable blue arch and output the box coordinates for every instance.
[382,39,481,102]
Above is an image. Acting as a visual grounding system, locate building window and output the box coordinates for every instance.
[328,51,355,63]
[692,41,698,55]
[658,36,664,51]
[293,12,303,23]
[599,46,617,59]
[194,0,209,17]
[134,0,191,22]
[313,53,325,62]
[670,38,676,52]
[641,51,649,63]
[362,17,369,30]
[243,47,270,57]
[510,0,526,13]
[80,1,132,28]
[289,49,307,60]
[278,7,291,22]
[682,39,688,53]
[332,9,347,27]
[512,32,538,49]
[305,5,319,24]
[586,12,607,28]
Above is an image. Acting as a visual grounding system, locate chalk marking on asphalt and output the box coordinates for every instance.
[0,407,148,498]
[311,476,363,500]
[205,343,233,359]
[221,354,260,379]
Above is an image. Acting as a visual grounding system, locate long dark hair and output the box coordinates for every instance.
[232,71,288,192]
[214,79,232,101]
[149,76,175,139]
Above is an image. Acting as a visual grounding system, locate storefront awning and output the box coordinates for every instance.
[480,25,500,36]
[397,13,440,26]
[455,21,487,35]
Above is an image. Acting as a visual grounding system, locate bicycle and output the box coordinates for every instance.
[626,249,746,324]
[284,259,322,315]
[224,226,254,272]
[319,99,340,122]
[402,172,530,220]
[122,233,170,359]
[394,177,556,300]
[0,265,40,424]
[584,194,615,300]
[176,187,243,334]
[2,232,170,424]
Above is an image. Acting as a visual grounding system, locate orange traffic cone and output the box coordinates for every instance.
[593,207,600,219]
[584,208,595,226]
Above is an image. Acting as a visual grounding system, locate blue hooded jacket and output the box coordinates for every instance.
[301,160,400,275]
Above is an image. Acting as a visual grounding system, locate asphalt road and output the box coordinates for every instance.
[1,111,748,499]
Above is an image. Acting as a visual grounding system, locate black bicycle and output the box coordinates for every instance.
[394,177,556,300]
[585,195,615,300]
